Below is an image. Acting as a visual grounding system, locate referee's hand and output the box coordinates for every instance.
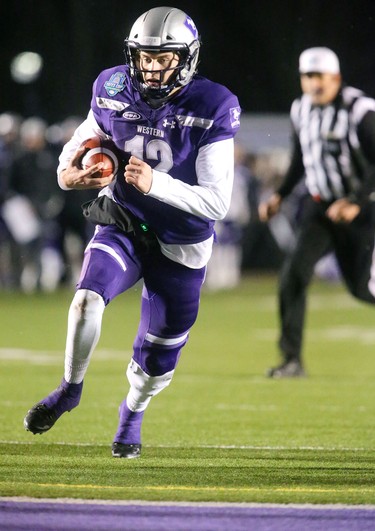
[326,198,360,223]
[258,193,282,222]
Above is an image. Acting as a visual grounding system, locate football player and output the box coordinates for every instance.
[24,6,241,458]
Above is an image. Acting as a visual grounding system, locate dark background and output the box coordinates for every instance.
[2,0,375,123]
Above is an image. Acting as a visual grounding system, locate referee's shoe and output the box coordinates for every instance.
[267,360,306,378]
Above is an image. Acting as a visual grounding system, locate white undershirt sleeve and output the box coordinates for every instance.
[147,138,234,220]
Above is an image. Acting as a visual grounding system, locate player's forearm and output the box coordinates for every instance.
[57,111,107,190]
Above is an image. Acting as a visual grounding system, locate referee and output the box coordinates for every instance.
[259,47,375,378]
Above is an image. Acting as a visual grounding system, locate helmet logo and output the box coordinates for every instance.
[184,16,198,38]
[122,111,142,120]
[104,72,126,97]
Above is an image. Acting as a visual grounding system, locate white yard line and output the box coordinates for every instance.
[0,440,369,452]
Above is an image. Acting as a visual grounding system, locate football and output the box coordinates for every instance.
[80,137,118,177]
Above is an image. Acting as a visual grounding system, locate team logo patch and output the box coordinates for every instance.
[122,111,142,120]
[229,107,241,128]
[104,72,126,97]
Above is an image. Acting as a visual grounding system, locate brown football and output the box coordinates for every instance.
[80,137,118,177]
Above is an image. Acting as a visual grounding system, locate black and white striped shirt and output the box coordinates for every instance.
[278,85,375,203]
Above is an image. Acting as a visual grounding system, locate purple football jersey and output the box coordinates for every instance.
[91,65,241,244]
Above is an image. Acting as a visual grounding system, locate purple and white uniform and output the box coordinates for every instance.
[58,66,241,376]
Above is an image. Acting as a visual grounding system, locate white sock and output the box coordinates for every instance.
[64,289,105,383]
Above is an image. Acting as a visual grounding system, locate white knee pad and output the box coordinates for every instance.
[126,359,174,412]
[70,289,105,317]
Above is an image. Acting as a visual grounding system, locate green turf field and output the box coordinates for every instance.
[1,274,375,504]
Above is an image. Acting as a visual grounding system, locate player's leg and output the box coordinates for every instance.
[269,200,331,377]
[112,251,206,458]
[23,289,105,435]
[24,225,142,434]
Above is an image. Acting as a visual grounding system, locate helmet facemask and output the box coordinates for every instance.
[124,41,199,108]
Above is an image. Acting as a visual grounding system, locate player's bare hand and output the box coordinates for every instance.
[258,193,282,222]
[326,198,360,223]
[60,146,115,190]
[125,156,153,194]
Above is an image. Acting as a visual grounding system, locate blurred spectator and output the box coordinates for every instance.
[0,112,22,289]
[241,148,288,271]
[0,112,22,201]
[3,117,64,292]
[0,112,22,288]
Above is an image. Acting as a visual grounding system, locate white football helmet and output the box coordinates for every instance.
[124,7,200,107]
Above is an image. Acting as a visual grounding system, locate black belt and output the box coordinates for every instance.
[82,195,157,254]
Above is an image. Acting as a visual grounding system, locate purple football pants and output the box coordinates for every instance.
[77,225,206,376]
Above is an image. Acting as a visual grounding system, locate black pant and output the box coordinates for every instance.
[278,196,375,361]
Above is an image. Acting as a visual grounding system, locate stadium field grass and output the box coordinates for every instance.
[1,274,375,504]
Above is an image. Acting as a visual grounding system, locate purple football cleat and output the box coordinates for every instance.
[24,378,83,434]
[112,400,144,458]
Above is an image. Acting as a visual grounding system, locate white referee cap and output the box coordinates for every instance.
[299,47,340,74]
